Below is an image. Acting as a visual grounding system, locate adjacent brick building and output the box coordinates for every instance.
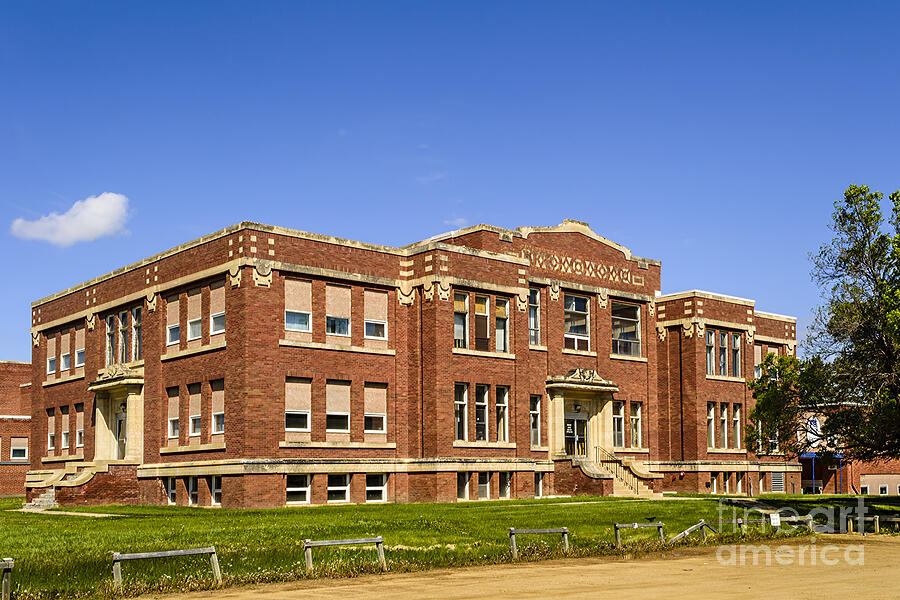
[24,219,802,507]
[1,361,31,496]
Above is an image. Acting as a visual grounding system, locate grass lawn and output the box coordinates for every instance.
[0,495,793,599]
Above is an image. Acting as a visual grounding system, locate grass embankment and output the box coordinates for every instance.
[0,495,794,599]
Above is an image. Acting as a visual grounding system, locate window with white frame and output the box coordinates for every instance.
[76,429,84,448]
[364,413,386,433]
[880,485,888,495]
[75,348,85,368]
[285,310,311,332]
[48,432,55,450]
[499,472,511,499]
[210,476,222,505]
[754,344,763,379]
[327,474,350,502]
[325,412,350,433]
[61,353,70,371]
[495,299,509,352]
[364,319,387,339]
[325,316,350,336]
[165,477,176,504]
[187,318,202,341]
[630,402,642,448]
[190,415,201,437]
[473,295,490,351]
[47,356,56,374]
[453,293,468,349]
[706,330,715,375]
[530,395,541,447]
[118,311,128,364]
[495,386,509,442]
[534,472,543,498]
[710,472,718,494]
[612,401,625,447]
[475,384,489,441]
[187,476,198,505]
[611,301,641,357]
[210,312,225,336]
[528,289,540,345]
[366,473,387,502]
[707,403,716,448]
[860,485,869,495]
[168,417,179,439]
[457,472,469,500]
[11,438,27,460]
[131,307,142,361]
[285,411,310,432]
[167,323,180,346]
[731,333,741,377]
[732,405,741,449]
[718,332,728,376]
[106,315,116,365]
[286,474,310,504]
[454,383,468,441]
[478,472,490,499]
[564,294,590,351]
[213,412,225,434]
[719,403,728,447]
[61,431,69,449]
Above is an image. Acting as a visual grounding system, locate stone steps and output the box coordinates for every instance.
[22,487,58,511]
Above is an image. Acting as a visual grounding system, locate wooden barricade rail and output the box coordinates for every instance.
[508,527,570,559]
[303,537,386,571]
[613,522,665,547]
[111,547,221,588]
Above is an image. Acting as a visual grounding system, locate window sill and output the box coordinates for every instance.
[279,441,397,449]
[529,345,548,352]
[452,441,517,449]
[561,349,596,357]
[613,447,650,454]
[42,373,86,388]
[40,454,84,463]
[706,448,746,454]
[610,354,647,363]
[161,340,226,362]
[159,442,226,455]
[706,375,746,383]
[452,348,516,360]
[279,339,396,356]
[530,445,549,452]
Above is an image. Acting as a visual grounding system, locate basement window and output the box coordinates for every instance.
[327,474,350,502]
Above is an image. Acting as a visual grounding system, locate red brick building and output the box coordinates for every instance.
[1,361,31,496]
[24,220,801,507]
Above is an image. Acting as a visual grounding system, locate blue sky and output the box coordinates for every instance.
[2,1,899,361]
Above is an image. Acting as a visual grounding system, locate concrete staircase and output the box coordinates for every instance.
[22,487,58,511]
[593,447,662,499]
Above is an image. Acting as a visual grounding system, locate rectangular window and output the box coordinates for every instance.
[754,344,763,379]
[47,357,56,374]
[528,289,540,345]
[719,403,728,448]
[454,383,468,441]
[611,301,641,356]
[364,320,387,339]
[210,312,226,335]
[210,476,222,505]
[61,431,69,449]
[132,307,142,361]
[106,315,116,365]
[530,395,541,447]
[478,472,490,499]
[495,386,509,442]
[61,353,70,371]
[76,429,84,448]
[771,472,785,492]
[564,294,590,351]
[453,293,468,349]
[166,477,176,504]
[731,333,741,377]
[475,384,489,441]
[286,474,310,504]
[327,474,349,502]
[364,413,386,433]
[495,299,509,352]
[118,311,128,364]
[325,316,350,336]
[325,413,350,432]
[707,403,716,448]
[706,330,715,375]
[534,472,543,498]
[285,411,310,432]
[474,295,489,351]
[612,401,625,447]
[213,412,225,434]
[630,402,642,448]
[285,310,311,332]
[168,417,179,439]
[48,432,55,450]
[732,405,741,449]
[366,473,387,502]
[190,415,201,437]
[718,332,728,376]
[75,348,85,368]
[457,472,469,500]
[499,472,511,499]
[167,324,180,346]
[187,318,202,341]
[187,476,198,505]
[11,441,28,460]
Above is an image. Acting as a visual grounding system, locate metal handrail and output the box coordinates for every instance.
[594,446,640,494]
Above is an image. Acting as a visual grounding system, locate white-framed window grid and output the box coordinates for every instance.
[612,401,625,447]
[166,477,177,504]
[47,432,55,450]
[213,412,225,434]
[364,319,388,340]
[75,348,85,368]
[495,298,509,352]
[366,473,387,502]
[167,324,180,346]
[364,413,386,434]
[478,471,490,499]
[132,306,142,361]
[474,384,489,442]
[210,475,222,505]
[611,301,641,357]
[76,429,84,448]
[495,386,509,442]
[325,412,350,433]
[168,417,180,439]
[327,474,350,502]
[187,318,202,341]
[528,288,540,345]
[47,357,56,375]
[457,471,469,500]
[630,402,642,448]
[286,474,310,504]
[563,294,590,351]
[61,431,69,449]
[285,310,312,332]
[325,315,350,337]
[187,476,198,505]
[118,310,128,364]
[453,292,468,349]
[210,311,226,335]
[529,395,541,447]
[454,383,468,441]
[60,353,70,371]
[285,410,311,432]
[106,315,116,365]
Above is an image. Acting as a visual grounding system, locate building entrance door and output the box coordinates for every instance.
[564,415,588,457]
[115,413,127,460]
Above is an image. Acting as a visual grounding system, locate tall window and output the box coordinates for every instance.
[718,332,727,376]
[457,472,469,500]
[719,402,728,447]
[630,402,642,448]
[210,476,222,505]
[478,472,490,499]
[106,315,116,366]
[731,333,741,377]
[132,307,142,361]
[611,301,641,357]
[474,295,489,351]
[528,289,540,345]
[732,404,741,449]
[707,403,716,448]
[453,293,468,349]
[495,386,508,442]
[564,294,590,351]
[495,299,509,353]
[706,331,715,375]
[327,474,349,502]
[286,474,310,504]
[612,401,625,447]
[475,384,489,441]
[499,472,511,499]
[366,474,387,502]
[118,311,128,364]
[754,344,763,379]
[454,383,468,441]
[529,395,541,447]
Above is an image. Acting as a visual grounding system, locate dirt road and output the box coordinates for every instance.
[150,535,899,600]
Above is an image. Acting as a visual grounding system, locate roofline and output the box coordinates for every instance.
[657,290,756,307]
[754,310,798,323]
[0,360,30,365]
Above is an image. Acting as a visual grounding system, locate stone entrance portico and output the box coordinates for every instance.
[546,368,618,461]
[87,364,145,463]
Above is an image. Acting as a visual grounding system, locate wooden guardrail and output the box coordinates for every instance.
[669,520,717,543]
[508,527,570,559]
[111,547,221,588]
[1,559,12,600]
[614,522,665,547]
[303,537,386,571]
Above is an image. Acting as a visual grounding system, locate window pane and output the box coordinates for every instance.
[285,311,310,331]
[168,325,180,344]
[326,413,349,431]
[365,321,386,338]
[364,414,385,432]
[326,316,349,335]
[212,313,226,333]
[188,319,202,340]
[565,312,588,335]
[285,412,309,430]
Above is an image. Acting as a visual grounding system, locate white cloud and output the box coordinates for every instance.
[417,171,448,185]
[443,217,469,228]
[11,192,130,247]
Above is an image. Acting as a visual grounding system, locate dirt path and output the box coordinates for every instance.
[147,535,899,600]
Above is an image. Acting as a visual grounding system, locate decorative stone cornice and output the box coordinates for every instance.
[546,368,619,393]
[549,281,560,302]
[86,314,96,331]
[146,292,157,312]
[32,332,40,347]
[253,261,272,287]
[88,363,144,393]
[229,265,242,288]
[516,292,528,312]
[656,325,667,341]
[597,289,608,309]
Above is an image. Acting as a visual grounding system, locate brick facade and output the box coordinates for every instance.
[0,361,31,496]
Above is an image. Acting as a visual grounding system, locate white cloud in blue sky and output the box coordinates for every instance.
[11,193,130,247]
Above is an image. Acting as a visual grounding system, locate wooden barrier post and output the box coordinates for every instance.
[303,537,387,571]
[111,547,221,589]
[614,522,665,548]
[874,515,880,534]
[509,529,517,559]
[1,559,12,600]
[614,524,621,548]
[304,540,313,570]
[658,523,665,544]
[508,528,570,558]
